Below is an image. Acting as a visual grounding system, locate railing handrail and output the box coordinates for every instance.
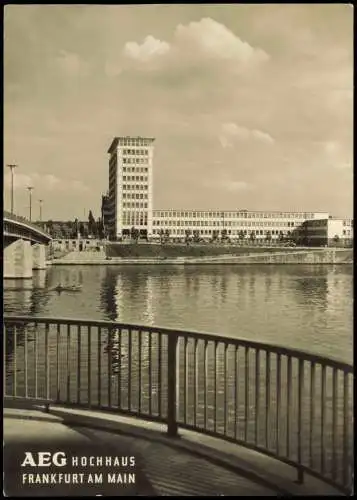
[3,212,52,240]
[3,314,353,372]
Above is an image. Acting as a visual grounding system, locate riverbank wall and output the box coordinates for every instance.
[48,248,353,265]
[105,243,305,259]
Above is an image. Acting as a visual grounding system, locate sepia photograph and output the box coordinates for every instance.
[3,3,353,496]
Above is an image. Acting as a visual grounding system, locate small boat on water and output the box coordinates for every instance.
[53,284,82,292]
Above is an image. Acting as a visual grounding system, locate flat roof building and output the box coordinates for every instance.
[104,137,352,246]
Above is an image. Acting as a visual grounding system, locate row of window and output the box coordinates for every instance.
[153,211,317,219]
[123,158,149,164]
[152,229,288,236]
[122,193,148,200]
[123,167,148,173]
[118,138,153,146]
[122,222,148,228]
[122,185,148,191]
[122,210,147,217]
[122,202,148,209]
[123,176,148,182]
[153,220,296,228]
[122,218,148,226]
[121,149,149,156]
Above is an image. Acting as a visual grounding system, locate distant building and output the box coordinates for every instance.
[106,136,155,240]
[301,217,353,247]
[51,238,104,252]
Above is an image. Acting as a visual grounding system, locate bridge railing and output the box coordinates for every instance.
[3,211,51,239]
[3,315,353,495]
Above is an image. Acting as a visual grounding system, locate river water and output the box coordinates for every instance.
[4,264,353,364]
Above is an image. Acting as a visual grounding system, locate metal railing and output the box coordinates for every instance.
[3,315,353,495]
[3,211,52,241]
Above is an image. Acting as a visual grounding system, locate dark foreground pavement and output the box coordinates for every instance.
[3,409,277,497]
[4,407,343,497]
[3,414,156,497]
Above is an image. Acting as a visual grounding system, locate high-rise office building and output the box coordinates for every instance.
[107,136,155,240]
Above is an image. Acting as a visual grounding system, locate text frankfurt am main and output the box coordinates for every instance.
[21,452,136,486]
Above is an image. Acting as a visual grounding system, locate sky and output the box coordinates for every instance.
[4,4,353,221]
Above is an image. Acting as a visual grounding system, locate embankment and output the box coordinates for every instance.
[105,243,312,258]
[49,247,353,265]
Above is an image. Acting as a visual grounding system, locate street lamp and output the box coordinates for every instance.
[6,164,18,214]
[27,186,34,221]
[39,199,43,221]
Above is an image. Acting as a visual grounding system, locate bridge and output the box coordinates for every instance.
[4,211,52,279]
[3,316,354,496]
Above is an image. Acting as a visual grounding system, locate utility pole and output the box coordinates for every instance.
[6,164,18,214]
[27,186,34,221]
[39,199,43,221]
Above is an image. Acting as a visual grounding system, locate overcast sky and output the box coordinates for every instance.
[4,4,353,221]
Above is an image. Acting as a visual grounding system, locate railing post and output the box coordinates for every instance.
[167,333,178,437]
[296,358,304,485]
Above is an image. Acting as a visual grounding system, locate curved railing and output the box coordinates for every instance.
[3,315,353,495]
[3,211,52,241]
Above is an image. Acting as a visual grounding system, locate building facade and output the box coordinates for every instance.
[104,136,352,246]
[301,218,353,247]
[151,209,330,244]
[107,136,155,240]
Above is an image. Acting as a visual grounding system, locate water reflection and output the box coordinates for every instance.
[3,264,353,363]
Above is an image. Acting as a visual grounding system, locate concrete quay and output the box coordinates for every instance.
[3,405,343,497]
[48,248,353,266]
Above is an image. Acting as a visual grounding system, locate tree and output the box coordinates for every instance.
[79,222,85,238]
[238,230,245,244]
[265,231,272,244]
[333,235,340,245]
[68,220,76,239]
[159,229,165,244]
[130,226,139,243]
[47,220,54,236]
[73,218,79,238]
[164,229,170,243]
[250,231,256,244]
[185,229,192,245]
[88,210,96,237]
[193,230,200,243]
[221,229,228,241]
[211,230,219,242]
[97,218,105,239]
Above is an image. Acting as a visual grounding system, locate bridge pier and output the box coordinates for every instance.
[4,240,47,278]
[4,240,33,279]
[32,243,47,270]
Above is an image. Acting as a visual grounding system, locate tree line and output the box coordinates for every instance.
[45,210,106,239]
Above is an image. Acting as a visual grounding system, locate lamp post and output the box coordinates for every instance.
[39,199,43,221]
[27,186,34,221]
[6,164,18,214]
